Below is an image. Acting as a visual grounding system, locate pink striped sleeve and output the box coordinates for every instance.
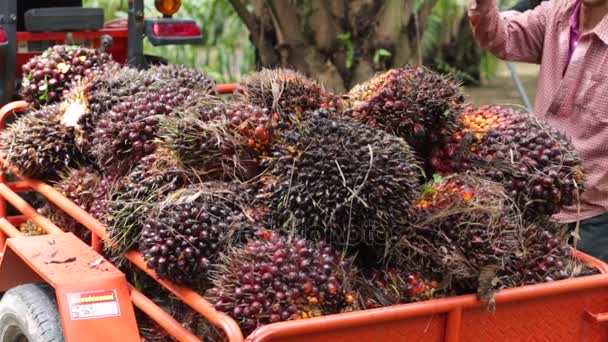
[468,0,556,64]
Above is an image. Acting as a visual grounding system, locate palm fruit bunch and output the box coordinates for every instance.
[394,174,520,296]
[43,166,111,241]
[256,109,421,262]
[147,64,217,95]
[138,297,226,342]
[139,182,258,285]
[497,225,588,288]
[431,106,584,217]
[19,220,45,236]
[64,66,156,153]
[104,149,189,255]
[91,86,195,168]
[345,65,464,161]
[237,68,340,121]
[206,231,356,335]
[355,268,440,309]
[158,100,272,180]
[1,105,83,179]
[19,45,114,107]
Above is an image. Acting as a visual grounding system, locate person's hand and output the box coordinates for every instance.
[468,0,494,11]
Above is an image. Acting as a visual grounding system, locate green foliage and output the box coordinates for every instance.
[421,0,509,82]
[480,50,502,81]
[421,0,466,59]
[373,49,392,64]
[84,0,127,19]
[84,0,255,82]
[337,33,355,69]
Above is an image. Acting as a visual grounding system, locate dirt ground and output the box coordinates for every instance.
[464,62,540,109]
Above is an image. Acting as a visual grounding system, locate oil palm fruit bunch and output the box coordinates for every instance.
[431,106,584,217]
[159,100,272,180]
[104,149,189,255]
[256,109,421,260]
[136,291,228,342]
[1,105,83,179]
[346,66,464,160]
[395,174,520,296]
[19,45,114,107]
[140,183,258,285]
[139,297,226,342]
[147,64,217,95]
[19,220,45,236]
[237,68,340,121]
[355,268,440,309]
[206,231,356,335]
[497,225,588,288]
[89,175,115,221]
[64,66,156,153]
[44,166,110,241]
[91,86,195,168]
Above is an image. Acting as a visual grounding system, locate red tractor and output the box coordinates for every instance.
[0,0,203,106]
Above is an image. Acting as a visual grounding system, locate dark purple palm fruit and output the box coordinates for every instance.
[206,231,356,335]
[355,268,441,309]
[497,224,593,288]
[64,66,156,153]
[45,166,108,241]
[1,105,83,179]
[394,174,521,298]
[19,45,114,107]
[237,68,340,124]
[158,100,272,181]
[46,166,115,240]
[139,182,258,285]
[104,149,190,255]
[89,175,115,220]
[346,65,464,164]
[147,64,217,95]
[255,109,422,264]
[91,86,195,168]
[138,297,226,342]
[431,105,584,218]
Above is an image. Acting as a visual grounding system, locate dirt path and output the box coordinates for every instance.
[464,62,540,109]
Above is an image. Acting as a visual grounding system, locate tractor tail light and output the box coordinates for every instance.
[145,19,202,46]
[152,22,201,37]
[0,28,7,44]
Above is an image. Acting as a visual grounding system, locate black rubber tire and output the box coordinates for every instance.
[0,284,65,342]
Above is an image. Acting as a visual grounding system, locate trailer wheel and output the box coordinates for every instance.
[0,284,64,342]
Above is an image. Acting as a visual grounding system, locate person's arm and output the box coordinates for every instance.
[511,0,547,12]
[468,0,555,64]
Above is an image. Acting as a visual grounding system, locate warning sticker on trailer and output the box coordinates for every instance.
[67,289,121,320]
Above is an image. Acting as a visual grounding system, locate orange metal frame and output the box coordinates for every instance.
[0,85,243,342]
[0,84,607,342]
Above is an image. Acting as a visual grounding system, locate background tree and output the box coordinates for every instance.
[227,0,447,92]
[86,0,521,88]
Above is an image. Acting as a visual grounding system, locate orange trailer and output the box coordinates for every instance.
[0,89,607,342]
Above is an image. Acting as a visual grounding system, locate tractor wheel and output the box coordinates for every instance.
[0,283,64,342]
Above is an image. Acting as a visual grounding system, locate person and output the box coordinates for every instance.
[467,0,608,262]
[510,0,547,12]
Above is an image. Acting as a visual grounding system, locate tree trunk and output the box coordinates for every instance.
[227,0,439,92]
